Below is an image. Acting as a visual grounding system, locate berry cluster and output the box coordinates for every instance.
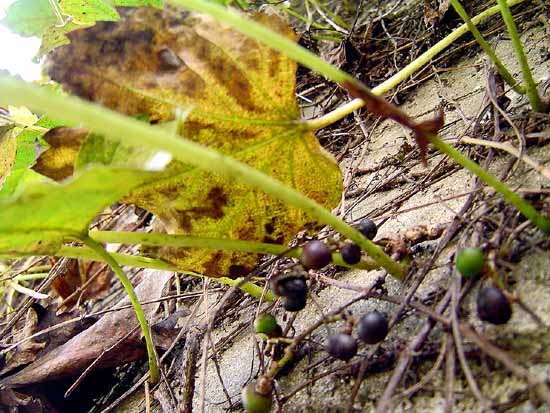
[299,217,378,270]
[325,311,389,361]
[268,218,378,315]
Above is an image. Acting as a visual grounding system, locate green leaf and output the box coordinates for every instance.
[38,21,95,57]
[0,166,154,257]
[1,0,58,37]
[110,0,163,6]
[0,116,62,198]
[75,133,161,171]
[59,0,119,24]
[1,0,119,57]
[0,125,17,187]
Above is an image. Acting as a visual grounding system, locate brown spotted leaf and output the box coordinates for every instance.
[32,127,88,181]
[43,6,342,277]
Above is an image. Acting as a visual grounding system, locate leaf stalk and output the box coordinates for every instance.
[496,0,546,112]
[81,236,160,384]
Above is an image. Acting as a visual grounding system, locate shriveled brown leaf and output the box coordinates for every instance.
[0,270,173,387]
[50,258,114,312]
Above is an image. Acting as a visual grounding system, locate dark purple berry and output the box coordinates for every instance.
[357,311,388,344]
[282,295,307,312]
[325,333,357,361]
[477,287,512,325]
[340,243,362,264]
[271,274,307,298]
[301,240,332,269]
[357,218,377,240]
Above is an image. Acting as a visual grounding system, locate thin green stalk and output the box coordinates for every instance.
[282,7,330,31]
[58,245,274,300]
[450,0,524,95]
[307,0,350,32]
[310,34,344,43]
[428,135,550,233]
[81,237,160,384]
[89,230,379,270]
[90,231,290,255]
[13,273,49,282]
[304,0,528,130]
[0,78,405,279]
[496,0,546,112]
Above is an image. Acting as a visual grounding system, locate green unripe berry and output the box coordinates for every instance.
[254,313,278,335]
[242,379,272,413]
[455,247,485,277]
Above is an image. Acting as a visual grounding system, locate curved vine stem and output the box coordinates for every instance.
[303,0,528,130]
[57,245,275,300]
[81,236,160,384]
[88,230,379,270]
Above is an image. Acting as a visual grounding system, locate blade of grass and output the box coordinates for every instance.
[496,0,546,112]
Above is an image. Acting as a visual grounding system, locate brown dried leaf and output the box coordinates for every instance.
[0,270,173,387]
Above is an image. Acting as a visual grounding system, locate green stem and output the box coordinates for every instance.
[450,0,524,95]
[428,135,550,233]
[496,0,546,112]
[81,237,160,384]
[58,245,275,301]
[0,78,405,279]
[90,230,290,255]
[13,273,49,281]
[304,0,529,130]
[282,7,330,31]
[88,230,378,270]
[307,0,350,32]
